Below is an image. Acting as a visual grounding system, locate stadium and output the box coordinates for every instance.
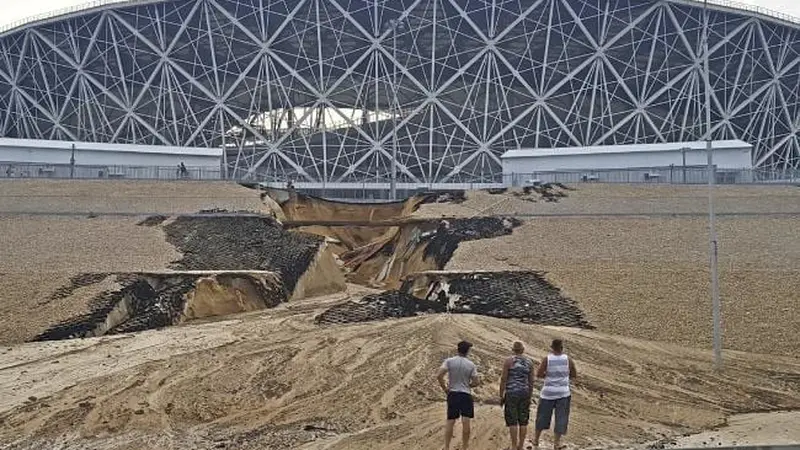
[2,3,800,449]
[0,0,798,187]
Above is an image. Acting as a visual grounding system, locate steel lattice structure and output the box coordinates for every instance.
[0,0,799,183]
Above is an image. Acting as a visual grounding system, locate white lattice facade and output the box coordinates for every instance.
[0,0,798,183]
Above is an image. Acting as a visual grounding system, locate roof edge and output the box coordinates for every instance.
[501,140,753,159]
[0,0,165,37]
[0,0,798,38]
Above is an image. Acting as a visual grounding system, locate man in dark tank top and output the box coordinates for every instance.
[500,341,535,450]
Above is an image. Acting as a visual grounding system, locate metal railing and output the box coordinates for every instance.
[0,0,798,37]
[3,161,799,186]
[1,162,223,181]
[695,0,800,25]
[504,166,800,186]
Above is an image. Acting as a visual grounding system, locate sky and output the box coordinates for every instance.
[0,0,799,29]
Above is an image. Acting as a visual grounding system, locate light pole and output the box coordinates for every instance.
[387,19,403,200]
[702,0,722,370]
[70,143,76,179]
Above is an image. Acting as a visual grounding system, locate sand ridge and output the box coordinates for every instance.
[0,299,799,449]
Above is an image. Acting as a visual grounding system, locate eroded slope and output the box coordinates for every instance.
[1,309,799,450]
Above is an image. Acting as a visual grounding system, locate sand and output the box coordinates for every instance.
[441,186,800,358]
[0,217,180,344]
[414,184,800,218]
[0,287,799,449]
[0,179,267,214]
[0,181,798,449]
[665,411,800,448]
[0,181,269,345]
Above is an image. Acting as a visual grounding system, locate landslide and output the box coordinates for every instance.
[28,214,347,342]
[265,190,522,289]
[33,272,285,341]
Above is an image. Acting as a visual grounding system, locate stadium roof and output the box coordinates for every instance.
[501,140,752,159]
[0,137,223,157]
[0,0,798,37]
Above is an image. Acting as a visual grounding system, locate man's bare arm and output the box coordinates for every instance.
[469,366,480,388]
[535,357,548,379]
[569,359,577,379]
[528,360,536,398]
[499,358,511,399]
[436,367,448,393]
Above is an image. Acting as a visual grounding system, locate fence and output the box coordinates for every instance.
[504,166,800,186]
[3,161,800,194]
[1,162,223,181]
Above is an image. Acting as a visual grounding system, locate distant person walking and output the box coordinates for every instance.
[500,341,535,450]
[533,339,576,450]
[437,340,480,450]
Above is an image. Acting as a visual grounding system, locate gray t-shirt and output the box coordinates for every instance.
[441,356,478,394]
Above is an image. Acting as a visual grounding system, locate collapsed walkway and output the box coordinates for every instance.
[33,186,592,340]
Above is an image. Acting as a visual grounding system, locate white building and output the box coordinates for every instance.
[501,140,753,185]
[0,138,223,179]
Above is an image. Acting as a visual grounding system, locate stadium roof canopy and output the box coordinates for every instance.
[0,0,798,183]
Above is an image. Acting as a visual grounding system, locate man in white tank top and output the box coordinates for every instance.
[534,339,576,449]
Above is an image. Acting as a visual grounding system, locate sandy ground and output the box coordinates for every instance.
[0,180,266,344]
[440,187,800,358]
[0,286,799,450]
[414,184,800,217]
[0,216,181,345]
[664,411,800,448]
[0,181,798,449]
[0,180,266,214]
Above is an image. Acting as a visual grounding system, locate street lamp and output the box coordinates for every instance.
[702,0,722,370]
[386,18,403,200]
[70,143,76,179]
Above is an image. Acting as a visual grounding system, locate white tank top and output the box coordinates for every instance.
[540,353,571,400]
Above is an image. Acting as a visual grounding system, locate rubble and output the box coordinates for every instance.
[315,290,443,325]
[510,183,574,203]
[419,190,467,204]
[136,215,169,227]
[317,271,592,328]
[423,217,521,269]
[408,271,593,328]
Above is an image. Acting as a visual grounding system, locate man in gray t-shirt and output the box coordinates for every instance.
[436,340,480,450]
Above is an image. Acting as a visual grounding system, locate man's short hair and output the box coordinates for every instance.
[512,341,525,354]
[457,340,473,355]
[551,339,563,352]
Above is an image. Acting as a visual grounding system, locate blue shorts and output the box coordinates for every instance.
[535,395,571,434]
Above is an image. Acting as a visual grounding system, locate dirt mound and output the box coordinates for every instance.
[33,272,285,341]
[3,312,800,450]
[317,271,591,328]
[161,216,330,298]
